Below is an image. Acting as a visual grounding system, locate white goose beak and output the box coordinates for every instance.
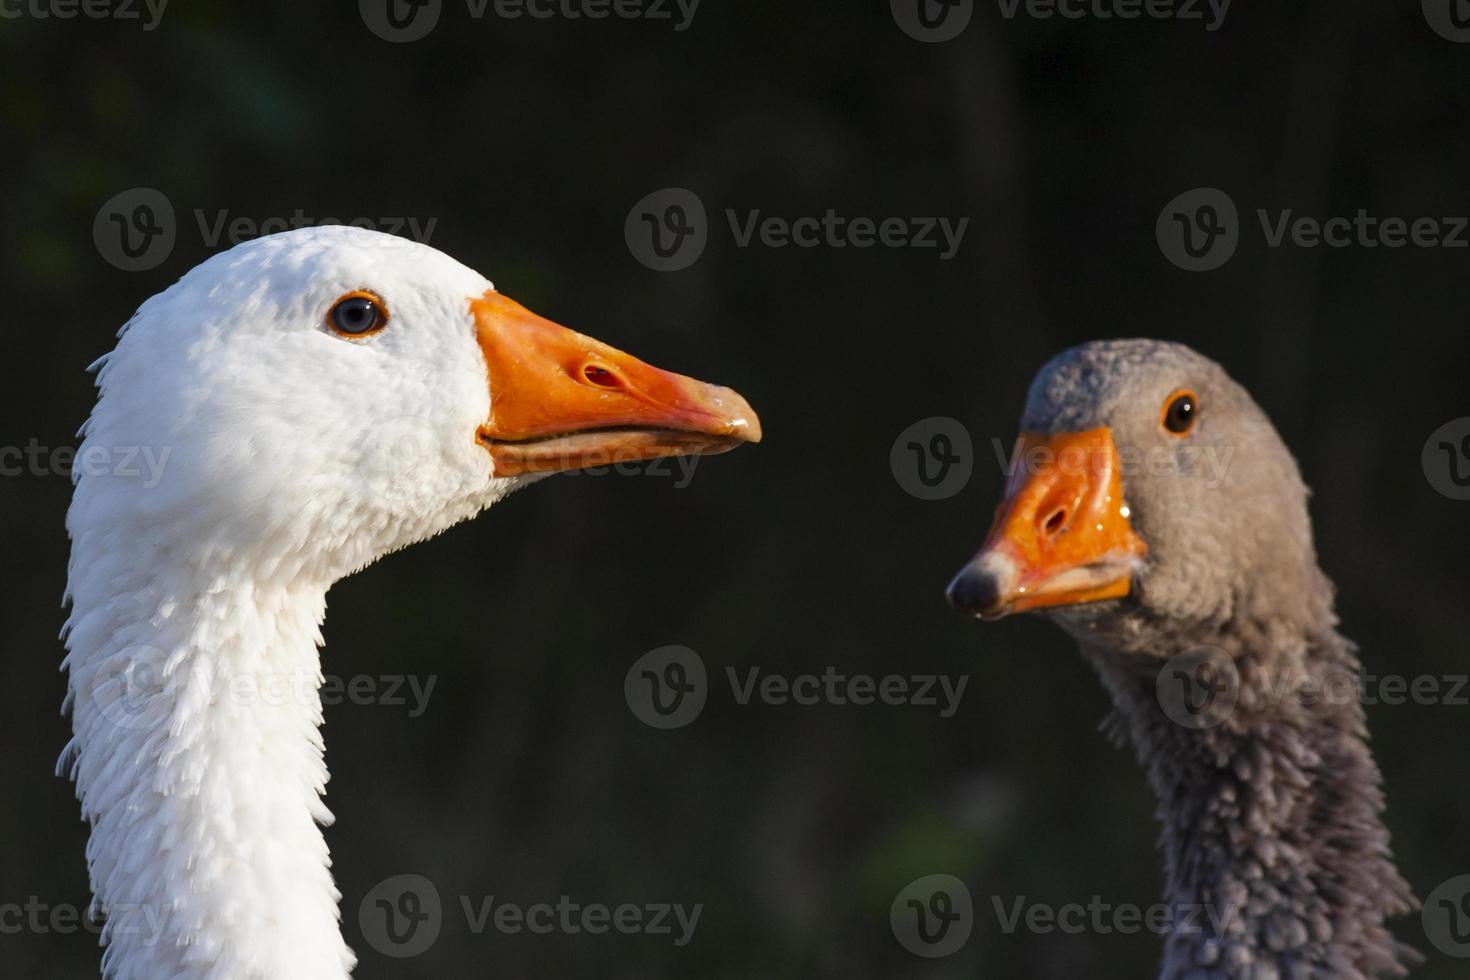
[469,290,762,476]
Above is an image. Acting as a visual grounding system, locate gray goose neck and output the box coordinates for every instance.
[1080,629,1418,980]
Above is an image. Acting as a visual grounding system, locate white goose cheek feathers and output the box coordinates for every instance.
[470,290,761,477]
[947,426,1146,619]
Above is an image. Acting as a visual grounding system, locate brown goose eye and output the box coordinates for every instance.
[327,291,388,337]
[1161,389,1198,435]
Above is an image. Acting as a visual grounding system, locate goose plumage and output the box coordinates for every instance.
[947,340,1416,979]
[60,226,760,979]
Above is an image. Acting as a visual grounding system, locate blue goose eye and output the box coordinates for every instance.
[327,291,388,337]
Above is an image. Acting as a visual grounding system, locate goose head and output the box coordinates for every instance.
[946,339,1325,649]
[79,225,760,584]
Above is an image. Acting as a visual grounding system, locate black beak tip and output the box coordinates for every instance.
[946,564,1002,617]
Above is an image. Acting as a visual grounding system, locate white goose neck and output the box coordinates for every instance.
[63,535,355,980]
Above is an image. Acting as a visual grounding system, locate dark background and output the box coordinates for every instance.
[3,1,1469,977]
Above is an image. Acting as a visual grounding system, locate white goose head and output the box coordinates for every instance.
[79,224,759,583]
[63,225,759,980]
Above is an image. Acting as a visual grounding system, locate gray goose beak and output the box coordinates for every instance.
[948,426,1147,619]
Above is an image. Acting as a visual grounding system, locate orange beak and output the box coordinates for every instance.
[470,290,761,476]
[946,427,1147,619]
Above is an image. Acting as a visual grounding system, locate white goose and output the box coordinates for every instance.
[61,226,760,980]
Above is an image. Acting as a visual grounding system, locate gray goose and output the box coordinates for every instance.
[946,340,1417,979]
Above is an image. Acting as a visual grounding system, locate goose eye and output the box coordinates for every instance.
[1161,389,1198,435]
[327,291,388,337]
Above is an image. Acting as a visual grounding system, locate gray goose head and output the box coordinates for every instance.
[947,340,1417,979]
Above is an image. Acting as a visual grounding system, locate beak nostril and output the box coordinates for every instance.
[1043,508,1068,536]
[582,364,621,388]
